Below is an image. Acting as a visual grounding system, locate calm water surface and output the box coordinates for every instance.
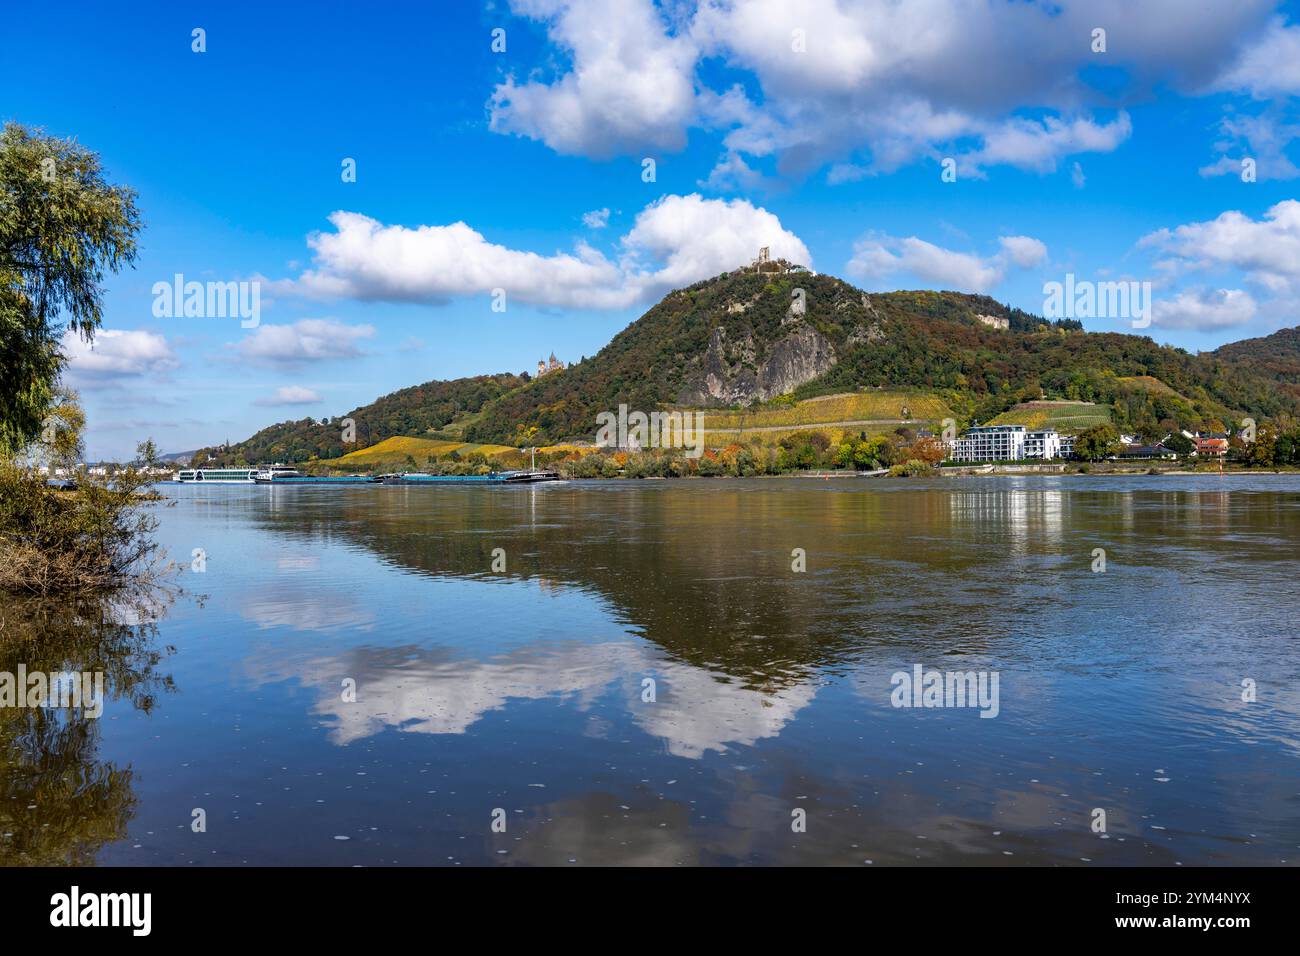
[3,475,1298,866]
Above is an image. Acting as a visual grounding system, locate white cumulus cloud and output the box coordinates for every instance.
[1212,16,1300,97]
[1140,200,1300,294]
[1153,288,1258,331]
[621,193,811,291]
[276,195,810,310]
[847,233,1046,293]
[488,0,698,158]
[487,0,1272,180]
[236,318,375,365]
[283,211,626,309]
[997,235,1049,269]
[60,328,179,382]
[254,385,324,406]
[958,113,1132,177]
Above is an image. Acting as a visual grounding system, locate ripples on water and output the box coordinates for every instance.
[2,475,1297,866]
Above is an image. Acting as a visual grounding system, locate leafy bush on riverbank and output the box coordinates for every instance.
[0,443,169,595]
[889,459,937,477]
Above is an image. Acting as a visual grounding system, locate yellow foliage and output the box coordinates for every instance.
[320,436,516,466]
[694,391,952,430]
[988,402,1111,433]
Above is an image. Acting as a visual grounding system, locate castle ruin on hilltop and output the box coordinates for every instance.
[536,352,565,377]
[749,246,809,275]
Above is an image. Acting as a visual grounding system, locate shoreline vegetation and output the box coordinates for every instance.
[200,378,1300,484]
[1,124,168,598]
[246,431,1300,483]
[179,402,1300,482]
[0,441,177,595]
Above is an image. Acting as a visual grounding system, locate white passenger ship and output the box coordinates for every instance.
[175,465,301,483]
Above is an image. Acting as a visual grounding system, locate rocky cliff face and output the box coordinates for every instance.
[757,325,837,399]
[678,317,837,405]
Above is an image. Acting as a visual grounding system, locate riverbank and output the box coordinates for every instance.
[581,461,1300,480]
[247,461,1300,483]
[939,462,1300,478]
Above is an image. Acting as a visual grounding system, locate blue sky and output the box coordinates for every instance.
[5,0,1300,458]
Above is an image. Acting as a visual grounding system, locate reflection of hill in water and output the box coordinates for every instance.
[0,594,175,865]
[249,483,1092,685]
[248,479,1300,729]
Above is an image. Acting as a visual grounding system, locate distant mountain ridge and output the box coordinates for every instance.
[203,268,1300,464]
[196,373,523,466]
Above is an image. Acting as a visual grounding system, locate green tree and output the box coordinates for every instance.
[855,435,897,469]
[1075,423,1120,461]
[1162,432,1194,457]
[1245,423,1278,467]
[1,123,142,456]
[805,430,831,453]
[1275,430,1300,466]
[20,386,86,472]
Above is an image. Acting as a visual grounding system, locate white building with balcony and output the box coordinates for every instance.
[948,425,1026,461]
[1024,429,1062,460]
[948,425,1073,462]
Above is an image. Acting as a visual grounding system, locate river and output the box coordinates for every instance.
[2,475,1297,865]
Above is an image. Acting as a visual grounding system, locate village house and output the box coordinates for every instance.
[1195,436,1229,457]
[1116,443,1178,460]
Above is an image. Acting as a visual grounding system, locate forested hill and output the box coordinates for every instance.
[1213,327,1300,400]
[195,373,524,465]
[201,268,1300,462]
[463,269,1298,444]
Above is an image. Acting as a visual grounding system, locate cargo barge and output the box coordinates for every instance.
[175,464,563,486]
[381,470,563,485]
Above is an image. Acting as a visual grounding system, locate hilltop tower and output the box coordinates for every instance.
[536,353,566,377]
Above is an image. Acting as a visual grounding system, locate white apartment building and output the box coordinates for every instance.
[949,425,1026,461]
[1023,429,1061,460]
[948,425,1072,462]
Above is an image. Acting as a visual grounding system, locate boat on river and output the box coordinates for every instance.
[176,466,258,483]
[382,470,563,485]
[254,475,383,485]
[176,465,562,486]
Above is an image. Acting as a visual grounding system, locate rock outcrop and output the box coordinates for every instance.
[678,321,836,405]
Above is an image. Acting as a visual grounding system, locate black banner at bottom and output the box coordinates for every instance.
[0,864,1285,940]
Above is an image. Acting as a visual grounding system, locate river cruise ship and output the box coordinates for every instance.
[175,467,254,483]
[175,465,301,483]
